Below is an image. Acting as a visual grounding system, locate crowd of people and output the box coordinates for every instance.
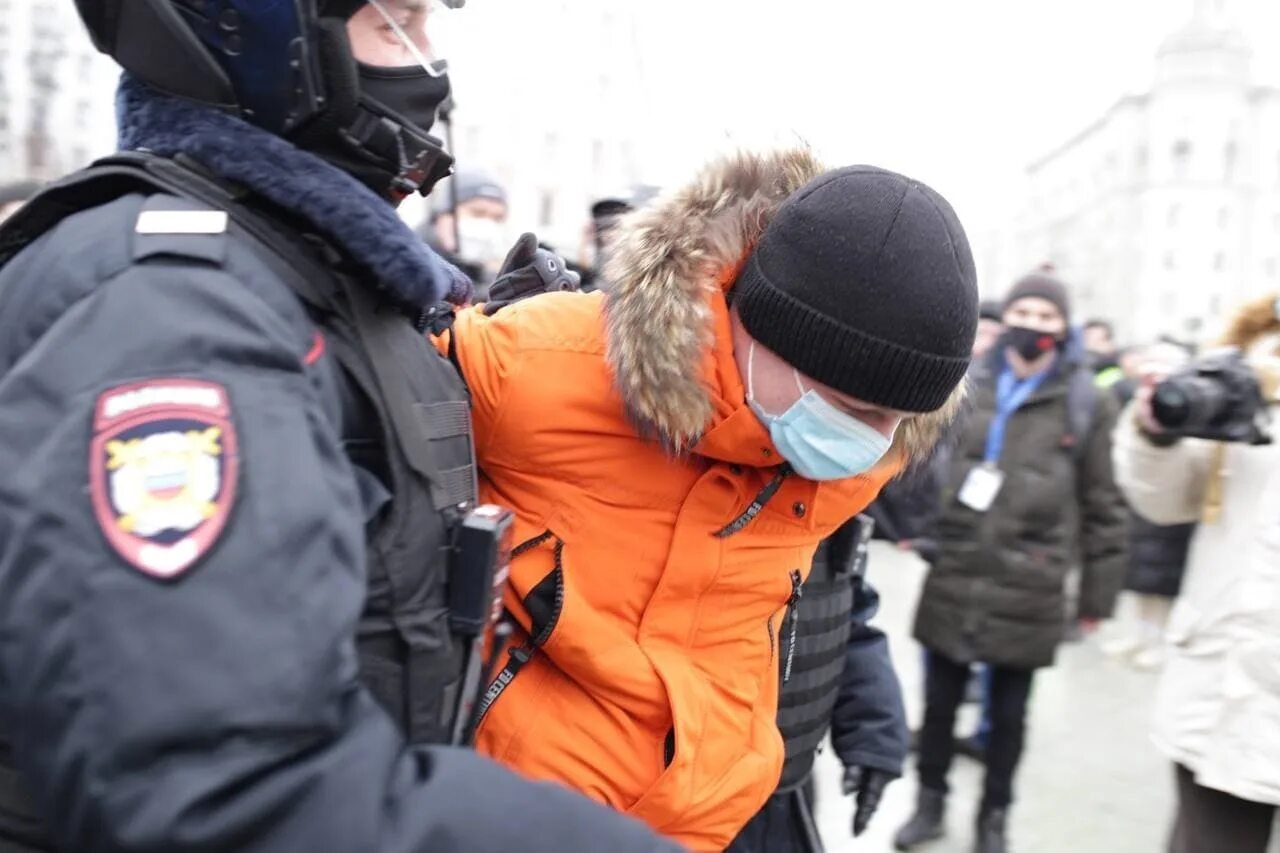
[0,3,1275,853]
[854,272,1280,853]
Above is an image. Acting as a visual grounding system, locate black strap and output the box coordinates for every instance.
[3,152,476,513]
[1065,368,1098,466]
[338,277,476,511]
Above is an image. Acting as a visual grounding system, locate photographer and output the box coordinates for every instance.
[1113,295,1280,853]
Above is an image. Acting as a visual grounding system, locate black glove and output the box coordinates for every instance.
[842,765,896,837]
[483,232,580,315]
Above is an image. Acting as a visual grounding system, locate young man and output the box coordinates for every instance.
[441,151,980,849]
[896,269,1127,853]
[0,2,673,850]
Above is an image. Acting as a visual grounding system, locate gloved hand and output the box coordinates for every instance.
[483,232,581,316]
[842,765,896,837]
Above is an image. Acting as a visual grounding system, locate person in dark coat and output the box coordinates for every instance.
[895,269,1128,853]
[865,462,943,562]
[727,516,909,853]
[1111,516,1195,670]
[0,3,675,851]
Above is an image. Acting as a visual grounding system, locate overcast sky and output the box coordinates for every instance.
[617,0,1280,241]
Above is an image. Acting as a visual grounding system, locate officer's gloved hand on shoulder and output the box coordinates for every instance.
[483,232,581,316]
[842,765,896,837]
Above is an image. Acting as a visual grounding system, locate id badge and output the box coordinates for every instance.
[958,464,1004,512]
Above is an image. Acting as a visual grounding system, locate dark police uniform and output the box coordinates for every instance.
[0,158,674,851]
[727,517,908,853]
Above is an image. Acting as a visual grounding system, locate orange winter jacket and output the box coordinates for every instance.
[442,148,961,850]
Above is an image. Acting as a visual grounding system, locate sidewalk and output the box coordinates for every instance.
[812,542,1174,852]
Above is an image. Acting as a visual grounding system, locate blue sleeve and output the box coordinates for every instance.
[828,577,909,777]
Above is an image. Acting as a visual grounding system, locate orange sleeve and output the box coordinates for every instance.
[431,306,523,460]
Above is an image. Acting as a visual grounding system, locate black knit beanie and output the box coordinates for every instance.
[734,165,978,413]
[1003,267,1071,323]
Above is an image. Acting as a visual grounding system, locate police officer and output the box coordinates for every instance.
[726,517,909,853]
[0,2,674,850]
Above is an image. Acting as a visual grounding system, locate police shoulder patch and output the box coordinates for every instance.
[89,379,238,580]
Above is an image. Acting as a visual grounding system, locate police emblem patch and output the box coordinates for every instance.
[89,379,238,580]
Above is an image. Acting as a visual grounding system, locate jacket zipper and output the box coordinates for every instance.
[767,614,777,663]
[473,534,564,730]
[782,570,803,684]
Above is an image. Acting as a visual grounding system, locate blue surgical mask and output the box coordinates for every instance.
[746,342,894,481]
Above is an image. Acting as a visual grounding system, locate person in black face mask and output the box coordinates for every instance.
[896,267,1127,853]
[997,268,1071,368]
[0,0,673,849]
[315,0,458,201]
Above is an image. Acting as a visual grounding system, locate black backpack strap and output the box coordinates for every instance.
[9,151,475,514]
[337,276,477,512]
[0,154,174,269]
[1064,368,1099,465]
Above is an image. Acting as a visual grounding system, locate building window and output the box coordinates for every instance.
[1210,294,1222,316]
[1214,252,1227,272]
[1165,252,1177,270]
[1173,139,1192,179]
[1219,207,1230,228]
[1168,204,1180,226]
[1265,258,1277,277]
[1224,141,1238,181]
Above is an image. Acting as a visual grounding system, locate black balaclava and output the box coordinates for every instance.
[299,16,455,204]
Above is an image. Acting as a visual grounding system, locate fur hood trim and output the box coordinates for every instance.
[602,147,965,466]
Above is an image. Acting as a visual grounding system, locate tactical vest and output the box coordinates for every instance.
[0,153,477,842]
[775,515,874,791]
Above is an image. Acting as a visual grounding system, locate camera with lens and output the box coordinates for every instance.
[1151,348,1272,444]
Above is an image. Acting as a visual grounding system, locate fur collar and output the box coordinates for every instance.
[115,76,470,308]
[602,147,965,466]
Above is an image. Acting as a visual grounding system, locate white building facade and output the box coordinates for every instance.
[6,2,646,252]
[398,1,654,256]
[996,0,1280,344]
[0,0,118,183]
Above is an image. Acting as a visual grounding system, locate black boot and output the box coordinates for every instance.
[974,807,1008,853]
[894,787,946,850]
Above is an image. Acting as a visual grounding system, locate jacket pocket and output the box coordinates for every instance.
[473,532,565,731]
[781,569,803,685]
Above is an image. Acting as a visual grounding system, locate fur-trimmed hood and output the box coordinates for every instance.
[602,147,966,467]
